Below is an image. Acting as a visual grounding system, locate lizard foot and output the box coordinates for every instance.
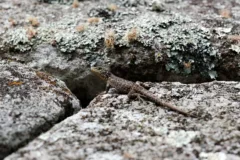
[107,88,119,94]
[128,92,147,103]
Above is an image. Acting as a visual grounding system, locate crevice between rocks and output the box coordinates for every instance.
[0,110,71,160]
[67,64,216,110]
[1,67,237,159]
[71,87,94,108]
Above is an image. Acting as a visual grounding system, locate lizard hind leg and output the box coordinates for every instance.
[128,89,147,103]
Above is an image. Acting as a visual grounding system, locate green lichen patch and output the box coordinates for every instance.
[4,28,33,52]
[77,25,105,51]
[53,23,104,53]
[115,12,185,47]
[54,31,80,53]
[1,1,224,80]
[113,12,219,79]
[3,10,105,54]
[3,26,57,53]
[158,24,219,79]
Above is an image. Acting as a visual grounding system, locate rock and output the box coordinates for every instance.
[151,0,166,12]
[0,0,239,103]
[0,0,240,158]
[0,60,81,159]
[24,44,105,105]
[200,152,240,160]
[5,81,240,160]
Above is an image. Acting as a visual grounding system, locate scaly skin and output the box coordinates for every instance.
[91,67,192,117]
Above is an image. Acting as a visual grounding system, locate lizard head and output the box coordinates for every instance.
[90,66,111,81]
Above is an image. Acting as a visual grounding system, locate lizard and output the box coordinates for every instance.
[91,66,193,117]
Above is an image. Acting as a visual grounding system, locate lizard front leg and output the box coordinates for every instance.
[105,83,111,93]
[127,86,147,103]
[105,82,119,94]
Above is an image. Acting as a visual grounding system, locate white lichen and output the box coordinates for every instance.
[4,28,32,52]
[166,130,199,147]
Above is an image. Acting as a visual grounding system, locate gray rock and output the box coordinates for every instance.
[5,81,240,160]
[0,60,81,159]
[25,44,105,104]
[0,0,239,99]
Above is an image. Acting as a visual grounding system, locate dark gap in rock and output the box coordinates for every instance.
[110,64,213,84]
[0,111,68,160]
[68,74,106,108]
[60,101,76,120]
[71,87,95,108]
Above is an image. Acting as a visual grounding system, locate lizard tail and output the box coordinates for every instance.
[156,99,190,116]
[146,94,191,117]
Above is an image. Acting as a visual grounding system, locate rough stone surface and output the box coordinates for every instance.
[0,0,239,103]
[0,0,240,159]
[0,60,81,159]
[5,81,240,160]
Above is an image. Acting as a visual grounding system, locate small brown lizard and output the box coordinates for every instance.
[91,66,193,117]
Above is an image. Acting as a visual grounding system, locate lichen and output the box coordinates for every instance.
[116,13,184,47]
[4,28,33,52]
[230,44,240,54]
[3,10,105,54]
[115,12,218,79]
[4,26,57,53]
[200,152,227,160]
[2,3,220,79]
[53,23,104,53]
[54,31,80,53]
[166,130,199,147]
[77,25,104,52]
[159,24,218,79]
[36,26,56,43]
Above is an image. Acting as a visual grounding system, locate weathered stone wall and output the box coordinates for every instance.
[0,0,239,159]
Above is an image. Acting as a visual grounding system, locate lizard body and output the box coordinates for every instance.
[91,67,191,117]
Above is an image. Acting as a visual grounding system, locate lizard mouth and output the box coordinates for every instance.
[90,67,107,81]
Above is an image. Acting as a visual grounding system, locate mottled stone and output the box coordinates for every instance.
[0,0,239,96]
[5,81,240,160]
[0,60,81,159]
